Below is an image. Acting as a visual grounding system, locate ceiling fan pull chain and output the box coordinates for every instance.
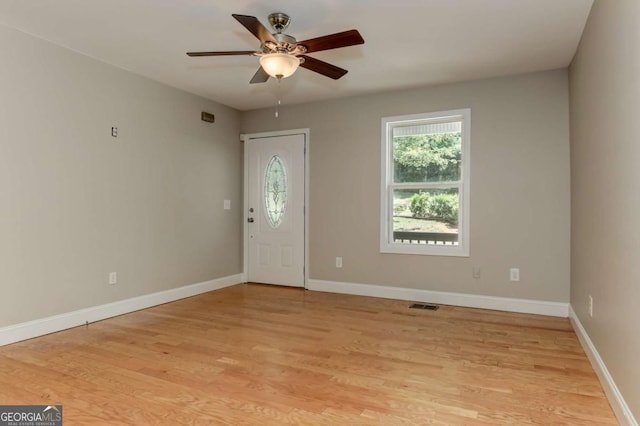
[275,78,282,118]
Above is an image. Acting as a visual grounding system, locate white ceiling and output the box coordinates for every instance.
[0,0,593,111]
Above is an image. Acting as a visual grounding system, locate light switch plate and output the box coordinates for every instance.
[510,268,520,282]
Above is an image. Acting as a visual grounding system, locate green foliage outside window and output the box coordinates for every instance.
[409,192,458,224]
[393,132,462,182]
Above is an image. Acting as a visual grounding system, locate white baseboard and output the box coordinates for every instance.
[569,306,638,426]
[0,273,244,347]
[307,279,569,317]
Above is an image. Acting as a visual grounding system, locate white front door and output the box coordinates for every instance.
[245,132,305,287]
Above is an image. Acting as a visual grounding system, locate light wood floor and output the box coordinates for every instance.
[0,284,617,425]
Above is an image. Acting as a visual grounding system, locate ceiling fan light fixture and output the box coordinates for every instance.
[259,53,300,79]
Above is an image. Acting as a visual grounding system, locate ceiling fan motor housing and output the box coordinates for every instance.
[265,33,306,55]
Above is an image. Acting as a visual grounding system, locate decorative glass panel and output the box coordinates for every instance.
[264,155,288,228]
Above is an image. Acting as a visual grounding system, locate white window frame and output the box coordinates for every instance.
[380,108,470,256]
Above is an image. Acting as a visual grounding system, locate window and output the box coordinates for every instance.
[380,109,470,256]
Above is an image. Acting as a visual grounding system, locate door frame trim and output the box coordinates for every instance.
[241,128,310,288]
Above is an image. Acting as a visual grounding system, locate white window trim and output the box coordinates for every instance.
[380,108,470,257]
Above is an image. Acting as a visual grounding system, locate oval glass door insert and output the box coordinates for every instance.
[264,155,288,228]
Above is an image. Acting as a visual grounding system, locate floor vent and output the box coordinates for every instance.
[409,303,439,311]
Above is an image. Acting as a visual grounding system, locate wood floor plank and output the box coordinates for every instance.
[0,284,618,425]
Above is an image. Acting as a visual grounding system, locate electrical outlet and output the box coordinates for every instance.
[589,295,593,317]
[336,257,343,268]
[108,272,117,285]
[223,199,231,210]
[472,266,481,279]
[111,127,118,138]
[509,268,520,282]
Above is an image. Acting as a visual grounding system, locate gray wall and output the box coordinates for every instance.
[569,0,640,419]
[242,70,571,302]
[0,25,243,327]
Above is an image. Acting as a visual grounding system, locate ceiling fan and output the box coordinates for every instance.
[187,13,364,83]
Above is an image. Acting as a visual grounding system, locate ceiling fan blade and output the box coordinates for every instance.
[187,51,256,57]
[298,29,364,54]
[299,55,348,80]
[250,67,270,84]
[232,14,277,45]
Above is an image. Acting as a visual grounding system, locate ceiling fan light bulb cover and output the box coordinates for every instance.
[259,53,300,79]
